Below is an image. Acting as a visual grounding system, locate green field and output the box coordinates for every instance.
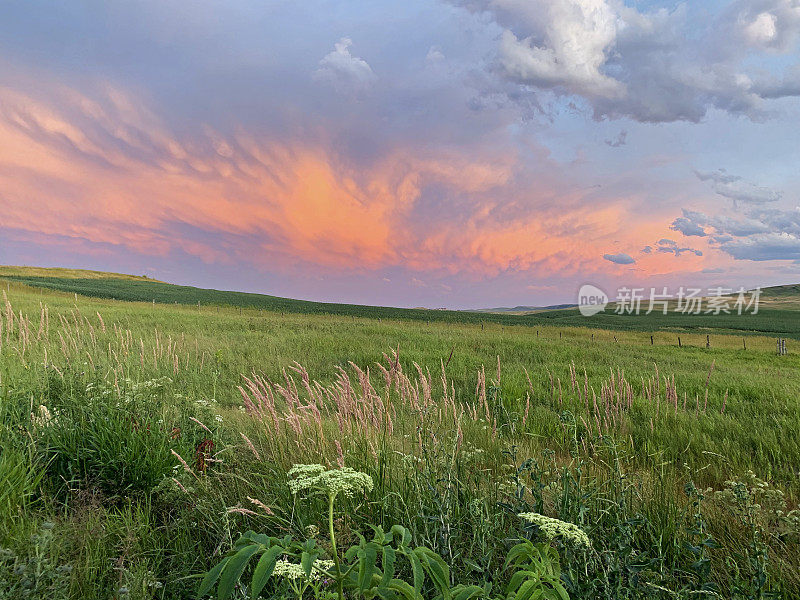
[0,268,798,599]
[5,267,800,338]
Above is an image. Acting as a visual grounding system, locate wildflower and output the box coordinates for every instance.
[288,464,373,499]
[305,524,320,538]
[519,513,591,548]
[31,405,52,428]
[272,558,336,581]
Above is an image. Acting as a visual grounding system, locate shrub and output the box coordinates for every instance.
[36,378,207,497]
[199,465,573,600]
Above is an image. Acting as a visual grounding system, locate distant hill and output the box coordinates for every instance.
[3,265,800,337]
[473,304,577,314]
[0,265,160,282]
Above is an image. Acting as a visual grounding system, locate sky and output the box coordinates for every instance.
[1,0,800,308]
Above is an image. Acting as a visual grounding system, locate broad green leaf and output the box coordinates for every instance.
[506,570,538,595]
[551,581,570,600]
[513,580,539,600]
[300,551,316,578]
[250,545,284,600]
[422,554,450,599]
[197,557,228,598]
[453,585,487,600]
[358,544,379,591]
[387,578,420,600]
[218,544,260,600]
[409,551,424,593]
[380,545,396,587]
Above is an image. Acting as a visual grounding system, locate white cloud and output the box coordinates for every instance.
[743,12,779,45]
[313,38,376,93]
[736,0,800,52]
[695,169,781,206]
[453,0,800,122]
[669,206,800,262]
[496,0,623,98]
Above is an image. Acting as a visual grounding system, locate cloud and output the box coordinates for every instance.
[694,169,781,206]
[495,0,623,99]
[604,130,627,147]
[668,206,800,262]
[720,233,800,261]
[641,245,652,254]
[653,238,703,257]
[453,0,800,123]
[0,81,656,282]
[670,216,707,237]
[603,252,635,265]
[736,0,800,52]
[313,38,376,93]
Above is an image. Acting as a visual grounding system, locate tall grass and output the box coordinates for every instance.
[0,283,797,598]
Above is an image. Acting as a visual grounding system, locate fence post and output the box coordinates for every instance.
[706,335,710,349]
[678,336,681,348]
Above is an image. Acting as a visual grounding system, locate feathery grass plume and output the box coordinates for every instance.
[247,496,274,515]
[519,513,591,548]
[239,432,260,460]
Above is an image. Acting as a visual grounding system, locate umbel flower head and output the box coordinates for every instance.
[288,464,374,499]
[272,558,336,581]
[519,513,591,548]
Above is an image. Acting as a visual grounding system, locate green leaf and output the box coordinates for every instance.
[551,581,569,600]
[415,548,450,600]
[505,542,533,568]
[250,545,284,600]
[380,545,396,587]
[358,544,379,591]
[300,551,316,578]
[506,570,538,595]
[218,544,261,600]
[452,585,487,600]
[386,578,420,600]
[391,525,411,547]
[513,580,540,600]
[409,551,424,593]
[197,557,228,598]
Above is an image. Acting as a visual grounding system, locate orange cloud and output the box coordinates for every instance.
[0,81,688,278]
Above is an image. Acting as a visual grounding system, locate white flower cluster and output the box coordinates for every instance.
[288,464,373,498]
[31,404,53,428]
[272,558,335,581]
[519,513,591,548]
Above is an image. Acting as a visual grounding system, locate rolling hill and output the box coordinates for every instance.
[3,265,800,338]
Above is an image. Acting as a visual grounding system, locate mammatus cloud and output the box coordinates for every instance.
[454,0,800,122]
[694,169,781,206]
[0,82,653,279]
[603,253,635,265]
[313,38,376,93]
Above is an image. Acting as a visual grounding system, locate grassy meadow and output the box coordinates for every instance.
[0,269,799,599]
